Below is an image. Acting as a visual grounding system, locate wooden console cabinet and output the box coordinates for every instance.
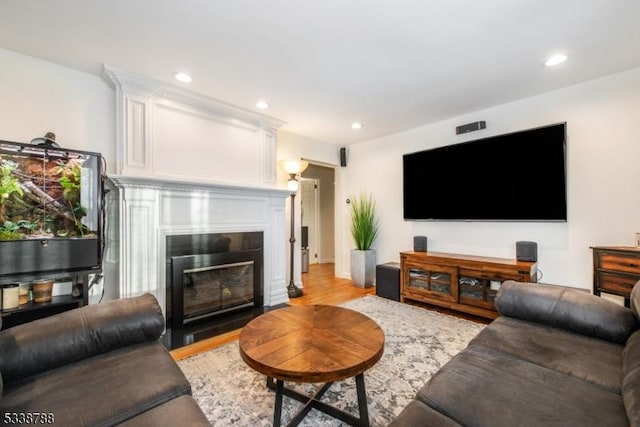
[400,251,537,319]
[591,246,640,308]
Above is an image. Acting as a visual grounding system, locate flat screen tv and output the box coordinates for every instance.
[403,122,567,221]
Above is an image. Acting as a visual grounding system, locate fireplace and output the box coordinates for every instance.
[166,232,264,336]
[171,250,263,328]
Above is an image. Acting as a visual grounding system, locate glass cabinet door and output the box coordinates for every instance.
[458,269,522,309]
[404,262,457,302]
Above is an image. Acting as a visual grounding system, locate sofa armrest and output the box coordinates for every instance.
[495,281,638,344]
[0,293,164,384]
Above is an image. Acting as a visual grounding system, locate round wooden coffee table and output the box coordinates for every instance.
[239,304,385,427]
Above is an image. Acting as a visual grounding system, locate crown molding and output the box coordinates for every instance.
[102,64,286,131]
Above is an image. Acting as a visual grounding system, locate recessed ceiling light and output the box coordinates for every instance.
[544,54,568,67]
[173,72,192,83]
[351,122,364,130]
[256,100,270,110]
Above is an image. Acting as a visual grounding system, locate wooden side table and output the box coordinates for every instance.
[591,246,640,307]
[239,305,385,426]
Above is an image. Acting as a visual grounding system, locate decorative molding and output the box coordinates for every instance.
[108,174,291,198]
[263,130,277,184]
[102,64,286,132]
[124,200,158,297]
[105,176,290,317]
[125,97,150,168]
[102,65,286,187]
[102,65,158,96]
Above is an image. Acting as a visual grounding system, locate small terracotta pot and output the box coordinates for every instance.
[32,279,54,303]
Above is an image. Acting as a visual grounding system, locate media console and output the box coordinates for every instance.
[400,251,537,319]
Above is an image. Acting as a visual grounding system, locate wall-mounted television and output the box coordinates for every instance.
[403,122,567,221]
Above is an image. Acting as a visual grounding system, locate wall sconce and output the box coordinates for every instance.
[278,159,309,298]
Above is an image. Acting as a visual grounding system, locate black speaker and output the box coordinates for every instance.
[455,120,486,135]
[339,147,347,167]
[516,241,537,262]
[413,236,428,252]
[301,226,308,249]
[376,262,400,301]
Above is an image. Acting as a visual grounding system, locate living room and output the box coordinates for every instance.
[2,1,640,426]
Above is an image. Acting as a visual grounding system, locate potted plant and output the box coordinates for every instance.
[349,193,379,288]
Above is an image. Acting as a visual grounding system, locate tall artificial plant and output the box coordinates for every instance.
[350,193,379,251]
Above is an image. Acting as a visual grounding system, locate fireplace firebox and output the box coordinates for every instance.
[165,232,264,347]
[171,250,262,328]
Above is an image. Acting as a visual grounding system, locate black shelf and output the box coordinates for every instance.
[1,295,83,329]
[0,269,99,330]
[1,295,82,315]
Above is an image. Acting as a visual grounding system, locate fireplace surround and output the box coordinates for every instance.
[167,232,263,329]
[105,175,292,328]
[102,66,296,345]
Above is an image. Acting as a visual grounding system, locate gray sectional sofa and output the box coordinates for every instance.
[391,280,640,426]
[0,294,210,426]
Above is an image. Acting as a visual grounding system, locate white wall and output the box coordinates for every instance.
[0,48,115,172]
[342,66,640,291]
[0,48,116,302]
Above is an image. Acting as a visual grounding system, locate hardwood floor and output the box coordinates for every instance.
[170,263,489,361]
[170,263,373,361]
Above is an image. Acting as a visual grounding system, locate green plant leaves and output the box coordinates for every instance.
[350,193,379,250]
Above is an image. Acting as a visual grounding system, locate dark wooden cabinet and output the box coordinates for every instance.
[400,251,537,319]
[591,246,640,307]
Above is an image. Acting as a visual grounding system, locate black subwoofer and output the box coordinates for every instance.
[376,262,401,301]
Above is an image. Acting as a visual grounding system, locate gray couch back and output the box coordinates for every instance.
[623,282,640,426]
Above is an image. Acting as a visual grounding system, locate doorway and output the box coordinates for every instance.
[301,164,335,277]
[301,178,319,267]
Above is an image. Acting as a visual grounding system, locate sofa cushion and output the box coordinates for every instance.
[496,281,637,344]
[632,279,640,320]
[416,345,628,426]
[118,395,210,427]
[623,329,640,427]
[469,316,624,393]
[0,293,164,384]
[0,341,191,426]
[388,400,462,426]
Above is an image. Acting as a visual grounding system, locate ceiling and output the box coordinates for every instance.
[1,1,639,145]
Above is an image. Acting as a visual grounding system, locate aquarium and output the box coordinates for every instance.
[0,140,104,279]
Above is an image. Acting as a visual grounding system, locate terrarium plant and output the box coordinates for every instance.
[0,159,24,224]
[349,193,379,288]
[0,219,41,240]
[55,159,89,236]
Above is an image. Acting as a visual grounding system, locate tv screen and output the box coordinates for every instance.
[403,122,567,221]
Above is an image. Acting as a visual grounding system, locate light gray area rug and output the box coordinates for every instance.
[178,295,486,426]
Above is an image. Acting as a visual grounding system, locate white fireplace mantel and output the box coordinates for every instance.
[102,65,287,187]
[105,175,292,317]
[100,66,294,317]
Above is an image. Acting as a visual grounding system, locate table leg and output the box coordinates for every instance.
[273,378,284,427]
[355,373,370,427]
[267,375,370,427]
